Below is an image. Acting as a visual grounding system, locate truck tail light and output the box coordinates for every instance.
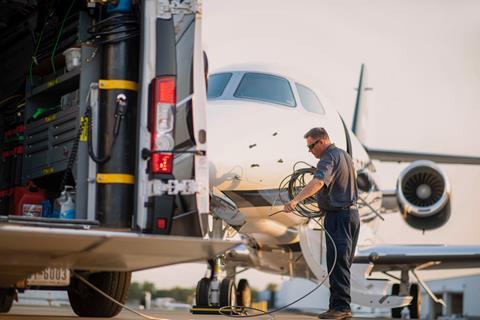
[151,152,173,174]
[150,76,176,174]
[156,218,167,230]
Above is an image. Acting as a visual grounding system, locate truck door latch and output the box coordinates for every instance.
[150,179,199,195]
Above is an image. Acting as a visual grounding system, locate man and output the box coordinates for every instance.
[284,127,360,319]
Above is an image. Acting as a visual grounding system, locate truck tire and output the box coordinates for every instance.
[0,288,14,313]
[68,271,131,317]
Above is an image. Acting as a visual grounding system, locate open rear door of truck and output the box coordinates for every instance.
[134,0,210,236]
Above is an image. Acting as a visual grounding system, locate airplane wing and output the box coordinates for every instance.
[354,244,480,272]
[366,148,480,165]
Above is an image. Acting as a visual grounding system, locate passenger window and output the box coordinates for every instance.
[233,73,296,107]
[207,73,232,98]
[296,83,325,114]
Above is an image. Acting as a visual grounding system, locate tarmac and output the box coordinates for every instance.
[0,305,390,320]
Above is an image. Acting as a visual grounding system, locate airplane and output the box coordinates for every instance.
[194,63,480,317]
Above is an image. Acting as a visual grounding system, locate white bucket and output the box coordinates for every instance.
[63,47,81,71]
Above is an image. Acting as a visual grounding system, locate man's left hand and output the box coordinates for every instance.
[284,200,298,213]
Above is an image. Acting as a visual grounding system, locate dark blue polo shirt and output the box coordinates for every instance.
[314,144,357,210]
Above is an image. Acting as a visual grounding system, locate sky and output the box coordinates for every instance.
[133,0,480,290]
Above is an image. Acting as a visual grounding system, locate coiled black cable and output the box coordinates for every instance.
[269,162,321,219]
[88,13,139,45]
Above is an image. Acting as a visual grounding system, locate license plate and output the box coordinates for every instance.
[27,268,70,286]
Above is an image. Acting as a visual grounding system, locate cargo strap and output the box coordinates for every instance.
[98,79,138,91]
[96,173,135,184]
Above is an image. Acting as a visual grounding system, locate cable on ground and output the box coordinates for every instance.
[72,271,172,320]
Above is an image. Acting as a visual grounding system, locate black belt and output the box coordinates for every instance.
[323,204,357,212]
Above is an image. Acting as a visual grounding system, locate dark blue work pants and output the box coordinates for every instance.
[324,208,360,312]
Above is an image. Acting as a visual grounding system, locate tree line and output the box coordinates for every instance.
[127,281,196,304]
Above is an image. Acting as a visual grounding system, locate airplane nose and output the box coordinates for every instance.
[206,99,313,189]
[207,100,280,189]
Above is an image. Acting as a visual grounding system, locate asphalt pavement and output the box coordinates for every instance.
[0,305,320,320]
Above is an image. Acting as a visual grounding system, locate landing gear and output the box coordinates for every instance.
[0,288,14,313]
[390,269,422,319]
[391,283,402,318]
[196,277,211,306]
[194,254,255,311]
[391,281,421,318]
[194,217,247,311]
[237,279,252,308]
[409,283,421,319]
[220,278,236,307]
[67,271,131,317]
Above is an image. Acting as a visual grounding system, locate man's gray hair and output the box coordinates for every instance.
[304,127,330,140]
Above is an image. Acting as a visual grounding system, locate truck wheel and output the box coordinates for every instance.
[408,283,421,319]
[237,279,252,308]
[219,278,236,307]
[391,283,402,318]
[195,277,211,306]
[68,271,131,317]
[0,288,14,313]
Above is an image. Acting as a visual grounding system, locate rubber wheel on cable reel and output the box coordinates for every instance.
[408,283,421,319]
[219,278,236,307]
[195,277,211,307]
[391,283,402,318]
[236,279,252,308]
[0,288,14,313]
[67,271,131,317]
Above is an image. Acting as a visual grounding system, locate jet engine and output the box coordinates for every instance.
[396,160,451,230]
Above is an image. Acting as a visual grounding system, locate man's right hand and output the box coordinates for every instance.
[284,200,298,213]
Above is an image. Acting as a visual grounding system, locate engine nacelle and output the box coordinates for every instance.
[396,160,451,230]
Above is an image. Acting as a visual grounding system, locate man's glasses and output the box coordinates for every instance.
[307,139,320,151]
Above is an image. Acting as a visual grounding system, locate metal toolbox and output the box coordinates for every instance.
[22,105,79,183]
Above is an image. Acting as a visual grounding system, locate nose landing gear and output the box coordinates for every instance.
[237,278,252,308]
[193,256,252,314]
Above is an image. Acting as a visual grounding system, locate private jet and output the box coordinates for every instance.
[196,64,480,317]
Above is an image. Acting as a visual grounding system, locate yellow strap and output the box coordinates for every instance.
[98,79,138,91]
[96,173,134,184]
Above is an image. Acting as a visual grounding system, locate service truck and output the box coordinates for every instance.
[0,0,233,316]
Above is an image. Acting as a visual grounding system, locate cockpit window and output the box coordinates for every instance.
[233,73,296,107]
[208,73,232,98]
[296,83,325,114]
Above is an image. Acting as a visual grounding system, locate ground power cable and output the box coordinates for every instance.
[72,271,173,320]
